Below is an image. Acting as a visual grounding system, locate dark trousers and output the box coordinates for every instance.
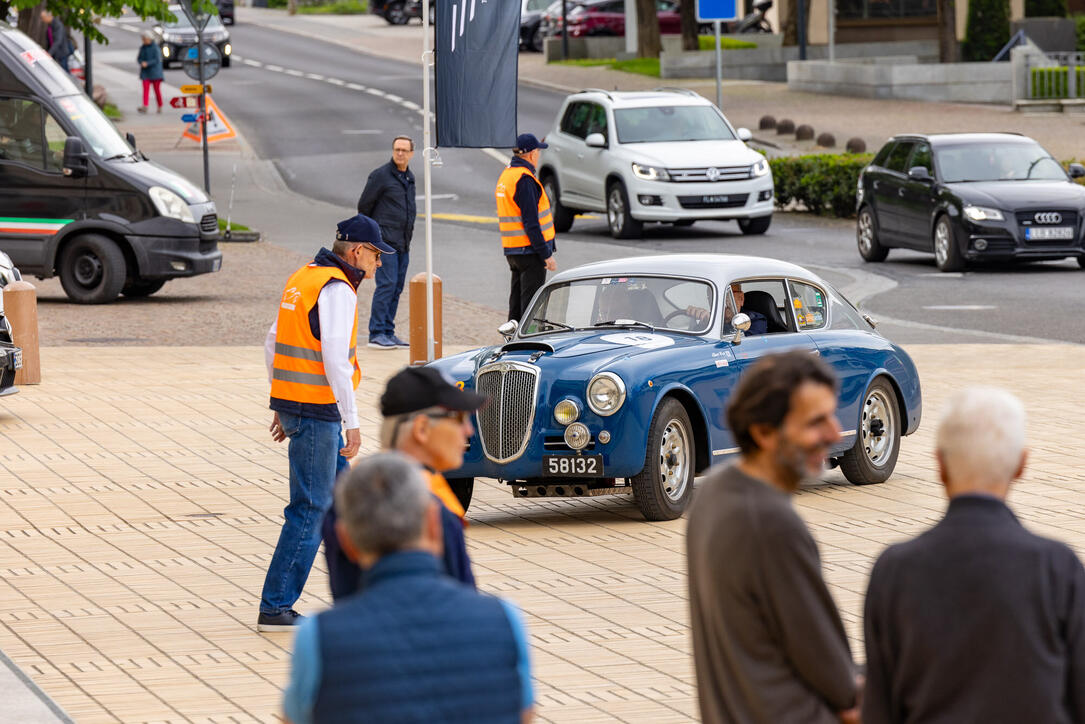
[506,253,546,322]
[368,249,410,339]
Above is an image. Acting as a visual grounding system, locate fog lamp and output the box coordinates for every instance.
[554,399,580,426]
[170,260,188,271]
[564,423,590,450]
[974,238,988,251]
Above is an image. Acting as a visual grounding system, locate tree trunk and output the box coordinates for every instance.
[781,0,810,47]
[19,2,47,47]
[680,0,700,51]
[288,0,298,15]
[635,0,662,58]
[937,0,959,62]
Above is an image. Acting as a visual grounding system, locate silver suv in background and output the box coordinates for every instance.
[538,89,774,238]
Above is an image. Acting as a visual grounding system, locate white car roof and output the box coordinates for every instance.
[549,254,824,287]
[571,89,713,109]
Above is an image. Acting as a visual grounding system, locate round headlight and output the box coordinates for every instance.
[586,372,626,416]
[563,423,590,450]
[554,399,580,426]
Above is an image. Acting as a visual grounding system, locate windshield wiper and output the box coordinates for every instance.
[593,319,655,331]
[531,317,573,331]
[103,151,138,162]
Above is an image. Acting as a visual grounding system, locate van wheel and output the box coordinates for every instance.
[631,398,694,521]
[738,215,772,235]
[59,234,126,304]
[122,279,167,298]
[447,477,474,512]
[607,181,642,239]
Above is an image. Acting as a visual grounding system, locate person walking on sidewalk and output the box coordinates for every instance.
[496,133,557,323]
[357,136,416,350]
[137,31,164,115]
[258,214,395,633]
[40,9,74,73]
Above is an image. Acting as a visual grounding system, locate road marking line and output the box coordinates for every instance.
[242,58,263,67]
[327,78,346,86]
[346,83,367,90]
[384,93,403,102]
[366,88,386,97]
[305,72,325,80]
[416,194,459,201]
[266,64,284,72]
[285,69,304,77]
[342,129,382,135]
[922,305,997,310]
[920,272,963,278]
[420,212,597,224]
[482,148,509,164]
[400,101,420,110]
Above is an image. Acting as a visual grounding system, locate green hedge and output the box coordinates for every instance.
[1025,0,1065,15]
[769,153,872,218]
[1030,66,1085,97]
[1076,14,1085,52]
[697,36,758,51]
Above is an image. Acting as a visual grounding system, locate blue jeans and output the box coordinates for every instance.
[260,412,347,615]
[368,249,410,339]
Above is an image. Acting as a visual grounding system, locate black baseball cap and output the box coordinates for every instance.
[381,366,489,417]
[514,133,548,153]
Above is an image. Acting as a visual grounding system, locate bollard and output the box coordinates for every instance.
[3,280,40,385]
[408,272,442,366]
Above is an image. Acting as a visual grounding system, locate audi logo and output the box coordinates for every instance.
[706,167,721,182]
[1034,212,1062,225]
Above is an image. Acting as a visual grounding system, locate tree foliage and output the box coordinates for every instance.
[1024,0,1066,16]
[0,0,201,46]
[962,0,1010,61]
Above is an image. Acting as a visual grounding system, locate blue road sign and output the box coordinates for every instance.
[181,113,200,122]
[697,0,738,21]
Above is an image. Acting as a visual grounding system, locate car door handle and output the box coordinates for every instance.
[898,188,905,197]
[872,180,879,190]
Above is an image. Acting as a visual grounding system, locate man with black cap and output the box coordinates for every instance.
[321,365,487,600]
[496,132,558,323]
[258,213,395,632]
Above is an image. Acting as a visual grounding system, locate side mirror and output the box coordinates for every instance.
[125,132,137,149]
[730,312,751,345]
[498,319,518,341]
[736,127,753,142]
[584,132,605,148]
[1068,162,1085,179]
[62,136,89,178]
[908,166,932,182]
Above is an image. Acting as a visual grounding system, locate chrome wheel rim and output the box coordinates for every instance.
[607,188,624,234]
[858,211,874,254]
[934,221,950,266]
[861,388,896,468]
[658,420,691,501]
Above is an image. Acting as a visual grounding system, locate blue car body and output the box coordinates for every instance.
[429,254,922,520]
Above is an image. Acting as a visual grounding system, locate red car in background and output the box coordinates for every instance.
[548,0,682,38]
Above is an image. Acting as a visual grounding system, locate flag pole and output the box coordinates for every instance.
[422,0,435,363]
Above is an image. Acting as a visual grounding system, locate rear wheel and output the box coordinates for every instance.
[122,279,167,298]
[933,215,964,272]
[531,25,545,51]
[857,205,889,262]
[447,477,474,512]
[1077,256,1085,269]
[606,181,642,239]
[59,234,126,304]
[631,398,695,521]
[738,215,772,235]
[840,377,901,485]
[385,1,409,24]
[674,219,695,227]
[541,174,575,233]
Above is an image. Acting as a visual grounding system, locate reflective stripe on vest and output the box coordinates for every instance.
[495,165,557,249]
[270,264,361,406]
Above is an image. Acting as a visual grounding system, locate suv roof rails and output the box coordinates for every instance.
[576,88,614,99]
[652,86,701,97]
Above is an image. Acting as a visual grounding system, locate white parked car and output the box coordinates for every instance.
[538,89,774,239]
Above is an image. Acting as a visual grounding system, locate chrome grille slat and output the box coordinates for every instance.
[668,166,751,183]
[475,362,539,463]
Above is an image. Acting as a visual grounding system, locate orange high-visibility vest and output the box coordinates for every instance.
[424,469,466,522]
[495,165,556,250]
[270,264,361,406]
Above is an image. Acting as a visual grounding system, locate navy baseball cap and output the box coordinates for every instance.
[514,133,548,153]
[335,214,396,254]
[381,366,489,417]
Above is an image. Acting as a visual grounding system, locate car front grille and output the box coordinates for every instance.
[200,214,218,234]
[668,165,751,182]
[1015,210,1080,246]
[475,361,539,463]
[678,193,749,209]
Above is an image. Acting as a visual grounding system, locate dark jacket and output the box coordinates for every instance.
[137,42,163,81]
[357,160,415,253]
[863,494,1085,724]
[45,17,72,61]
[504,156,555,259]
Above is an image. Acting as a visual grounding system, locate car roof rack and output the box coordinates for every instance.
[652,86,701,97]
[576,88,614,99]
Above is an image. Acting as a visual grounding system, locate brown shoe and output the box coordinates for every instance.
[156,106,162,114]
[137,106,147,114]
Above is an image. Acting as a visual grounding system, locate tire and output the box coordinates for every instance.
[386,1,409,24]
[1077,256,1084,269]
[606,181,642,239]
[738,215,772,235]
[59,234,127,304]
[674,219,695,227]
[122,279,167,298]
[531,25,544,52]
[541,174,575,233]
[630,398,695,521]
[447,477,474,512]
[933,214,964,272]
[840,377,901,485]
[857,205,889,262]
[222,55,231,68]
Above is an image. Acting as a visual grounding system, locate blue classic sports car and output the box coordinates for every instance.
[430,255,922,521]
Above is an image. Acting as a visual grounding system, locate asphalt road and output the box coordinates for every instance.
[97,20,1085,344]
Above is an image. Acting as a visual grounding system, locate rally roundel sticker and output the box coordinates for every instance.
[599,333,675,350]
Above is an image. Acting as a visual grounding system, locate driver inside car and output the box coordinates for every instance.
[686,283,768,335]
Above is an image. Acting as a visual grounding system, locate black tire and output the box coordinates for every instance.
[606,181,642,239]
[59,234,127,304]
[630,398,695,521]
[447,477,474,512]
[541,174,575,233]
[122,279,167,298]
[840,377,901,485]
[857,204,889,262]
[1077,256,1084,269]
[674,219,695,227]
[738,215,772,235]
[386,1,409,24]
[933,214,964,272]
[222,55,231,68]
[531,25,544,52]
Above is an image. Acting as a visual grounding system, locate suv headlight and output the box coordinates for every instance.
[586,372,626,416]
[963,205,1003,222]
[749,159,769,177]
[631,163,670,182]
[149,186,196,223]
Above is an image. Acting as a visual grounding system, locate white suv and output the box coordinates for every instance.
[538,89,774,239]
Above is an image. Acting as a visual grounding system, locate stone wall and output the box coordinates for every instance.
[787,57,1012,104]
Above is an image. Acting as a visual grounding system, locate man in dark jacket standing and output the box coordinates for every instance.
[687,351,860,724]
[863,386,1085,724]
[40,9,73,72]
[357,136,416,350]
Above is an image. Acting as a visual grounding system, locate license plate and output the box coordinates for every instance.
[212,258,222,271]
[1025,226,1074,241]
[702,195,730,203]
[543,454,604,477]
[12,349,21,369]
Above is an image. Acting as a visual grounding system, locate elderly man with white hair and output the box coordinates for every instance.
[861,386,1085,724]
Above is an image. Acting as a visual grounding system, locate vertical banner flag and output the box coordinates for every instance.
[435,0,520,148]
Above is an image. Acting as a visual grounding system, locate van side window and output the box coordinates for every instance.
[44,112,66,173]
[0,98,46,170]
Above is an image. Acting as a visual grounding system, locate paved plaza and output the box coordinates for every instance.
[0,342,1083,722]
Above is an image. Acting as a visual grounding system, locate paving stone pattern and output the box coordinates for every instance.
[0,344,1082,722]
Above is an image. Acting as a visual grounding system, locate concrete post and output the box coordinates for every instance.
[3,280,40,385]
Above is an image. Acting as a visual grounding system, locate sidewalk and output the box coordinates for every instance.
[238,6,1085,161]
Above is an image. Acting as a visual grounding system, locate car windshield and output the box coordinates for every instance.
[521,275,715,335]
[614,105,735,144]
[55,94,132,159]
[936,142,1067,183]
[164,9,226,29]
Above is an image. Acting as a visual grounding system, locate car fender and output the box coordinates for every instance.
[44,219,135,279]
[645,380,714,474]
[856,363,922,439]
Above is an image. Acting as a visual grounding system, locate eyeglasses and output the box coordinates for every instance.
[427,409,469,424]
[393,147,413,154]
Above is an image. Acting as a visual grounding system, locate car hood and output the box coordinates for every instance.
[119,159,211,205]
[623,140,759,169]
[946,180,1085,209]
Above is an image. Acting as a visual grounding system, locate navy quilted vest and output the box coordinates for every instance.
[312,552,522,724]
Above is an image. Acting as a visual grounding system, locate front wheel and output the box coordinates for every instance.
[606,181,642,239]
[447,477,474,512]
[738,215,772,235]
[631,398,695,520]
[122,279,167,298]
[222,55,231,68]
[531,25,544,52]
[857,205,889,262]
[541,174,575,233]
[59,234,127,304]
[1077,256,1085,269]
[385,1,409,24]
[933,215,964,272]
[840,377,901,485]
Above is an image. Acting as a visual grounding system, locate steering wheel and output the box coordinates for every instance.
[664,308,695,325]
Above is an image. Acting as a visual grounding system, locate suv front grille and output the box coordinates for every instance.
[668,165,751,182]
[200,214,218,234]
[475,361,539,463]
[1015,210,1080,246]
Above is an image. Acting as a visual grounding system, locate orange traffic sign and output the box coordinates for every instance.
[181,96,236,144]
[179,84,211,95]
